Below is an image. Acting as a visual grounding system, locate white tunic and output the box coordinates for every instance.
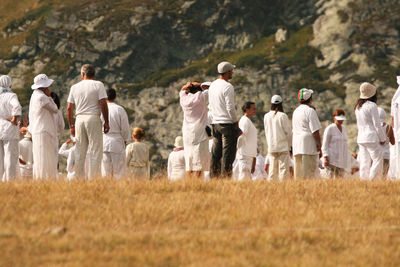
[292,104,321,155]
[101,102,131,153]
[355,101,386,144]
[208,79,237,124]
[237,115,257,158]
[126,142,150,179]
[0,91,21,140]
[391,76,400,141]
[167,149,185,180]
[321,123,349,169]
[28,90,58,137]
[264,111,291,153]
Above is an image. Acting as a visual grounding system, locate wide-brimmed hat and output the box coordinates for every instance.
[298,88,313,101]
[359,82,376,99]
[271,95,282,104]
[31,74,54,90]
[174,136,183,148]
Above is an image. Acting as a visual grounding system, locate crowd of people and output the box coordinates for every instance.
[0,61,399,181]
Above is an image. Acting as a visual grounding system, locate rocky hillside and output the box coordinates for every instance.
[1,0,400,173]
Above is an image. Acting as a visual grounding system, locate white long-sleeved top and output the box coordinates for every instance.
[101,102,131,153]
[54,109,65,135]
[59,143,90,179]
[167,149,185,180]
[355,101,386,144]
[321,123,349,169]
[292,104,321,155]
[19,137,33,164]
[237,115,257,158]
[264,111,292,153]
[180,90,209,145]
[391,76,400,141]
[208,79,237,124]
[28,90,58,137]
[0,91,22,140]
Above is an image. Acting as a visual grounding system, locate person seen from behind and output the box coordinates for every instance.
[126,127,150,179]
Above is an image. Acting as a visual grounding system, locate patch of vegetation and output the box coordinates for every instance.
[3,5,52,32]
[337,10,349,23]
[332,61,358,73]
[232,75,251,85]
[41,53,75,76]
[143,112,158,120]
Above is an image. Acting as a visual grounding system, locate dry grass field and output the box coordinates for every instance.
[1,178,400,266]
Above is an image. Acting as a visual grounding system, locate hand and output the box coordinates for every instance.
[10,116,18,125]
[323,157,330,167]
[22,116,28,127]
[251,166,255,174]
[181,82,191,91]
[104,122,110,134]
[70,127,75,137]
[66,139,73,144]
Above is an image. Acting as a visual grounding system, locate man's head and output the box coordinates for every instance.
[81,64,96,79]
[242,101,256,118]
[107,88,117,102]
[298,88,313,104]
[218,61,235,80]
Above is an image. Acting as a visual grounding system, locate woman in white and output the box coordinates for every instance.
[126,127,150,179]
[29,74,59,179]
[377,107,395,176]
[167,136,186,181]
[355,82,386,180]
[236,102,257,180]
[264,95,291,181]
[321,109,349,178]
[51,92,65,174]
[0,75,22,181]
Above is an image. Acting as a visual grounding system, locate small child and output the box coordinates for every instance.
[126,128,150,179]
[378,108,395,176]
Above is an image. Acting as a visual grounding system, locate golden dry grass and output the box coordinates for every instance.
[1,178,400,266]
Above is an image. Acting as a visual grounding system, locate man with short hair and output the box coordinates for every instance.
[0,75,22,181]
[208,61,239,178]
[29,74,59,179]
[67,64,109,179]
[292,88,322,179]
[101,88,131,178]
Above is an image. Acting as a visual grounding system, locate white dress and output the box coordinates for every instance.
[126,142,150,179]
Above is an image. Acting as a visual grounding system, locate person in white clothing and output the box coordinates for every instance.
[264,153,294,181]
[18,132,33,179]
[209,61,239,178]
[377,107,395,176]
[292,88,322,179]
[264,95,292,181]
[355,82,386,180]
[51,92,65,173]
[180,81,210,178]
[236,102,257,180]
[29,74,59,179]
[126,128,150,179]
[252,153,268,180]
[101,89,131,178]
[67,64,110,179]
[59,139,91,179]
[0,75,22,181]
[390,76,400,179]
[321,109,349,178]
[167,136,186,181]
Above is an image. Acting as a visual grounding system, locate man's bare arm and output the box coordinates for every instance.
[99,98,109,134]
[67,102,75,136]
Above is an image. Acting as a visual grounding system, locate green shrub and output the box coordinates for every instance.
[144,113,158,120]
[337,10,349,23]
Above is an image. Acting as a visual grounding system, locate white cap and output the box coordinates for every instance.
[174,136,183,148]
[31,74,54,90]
[217,61,236,74]
[378,107,386,124]
[201,82,212,89]
[271,95,282,104]
[334,115,346,121]
[298,88,314,101]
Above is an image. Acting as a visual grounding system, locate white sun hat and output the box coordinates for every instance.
[31,74,54,90]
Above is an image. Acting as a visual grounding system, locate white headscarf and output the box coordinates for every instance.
[0,75,11,94]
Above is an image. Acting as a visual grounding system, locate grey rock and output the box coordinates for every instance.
[275,28,287,43]
[46,11,62,29]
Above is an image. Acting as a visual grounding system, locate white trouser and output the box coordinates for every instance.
[75,115,103,179]
[101,152,126,179]
[294,154,318,179]
[358,142,383,180]
[237,155,253,181]
[0,139,19,181]
[268,152,290,181]
[32,132,57,180]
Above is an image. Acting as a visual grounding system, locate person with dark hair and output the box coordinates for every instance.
[101,88,131,178]
[126,127,149,179]
[234,101,257,180]
[321,109,349,178]
[51,92,65,174]
[208,61,239,178]
[292,88,322,179]
[67,64,109,179]
[263,95,291,181]
[355,82,386,180]
[179,81,210,179]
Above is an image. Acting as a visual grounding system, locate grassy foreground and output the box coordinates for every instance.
[1,179,400,266]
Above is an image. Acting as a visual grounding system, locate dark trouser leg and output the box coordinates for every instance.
[210,124,222,178]
[221,125,238,177]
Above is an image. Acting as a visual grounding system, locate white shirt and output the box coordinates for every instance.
[28,90,58,137]
[59,143,90,179]
[67,80,107,116]
[208,79,237,124]
[54,109,65,135]
[101,102,131,153]
[19,137,33,164]
[292,104,321,155]
[167,149,186,180]
[355,101,386,144]
[237,115,257,157]
[180,90,209,145]
[264,111,291,153]
[0,91,21,140]
[321,123,349,169]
